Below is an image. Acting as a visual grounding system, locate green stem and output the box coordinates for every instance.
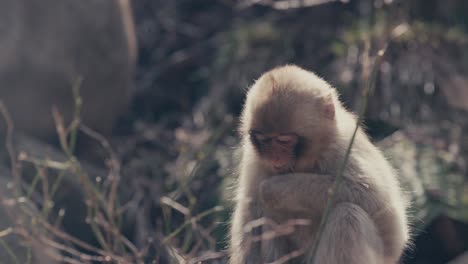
[308,46,387,263]
[0,238,21,264]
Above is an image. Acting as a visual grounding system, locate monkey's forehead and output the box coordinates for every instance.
[254,65,331,91]
[241,65,337,133]
[245,80,328,115]
[247,68,334,104]
[244,94,327,134]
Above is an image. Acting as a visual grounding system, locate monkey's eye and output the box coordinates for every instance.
[276,134,298,146]
[255,134,270,143]
[250,131,271,144]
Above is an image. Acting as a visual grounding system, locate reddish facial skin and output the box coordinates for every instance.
[249,130,299,173]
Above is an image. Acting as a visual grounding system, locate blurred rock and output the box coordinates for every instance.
[0,0,136,140]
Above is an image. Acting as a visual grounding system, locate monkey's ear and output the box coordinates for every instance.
[322,94,335,120]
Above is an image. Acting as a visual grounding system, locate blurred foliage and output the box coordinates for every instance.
[381,132,468,228]
[2,0,468,263]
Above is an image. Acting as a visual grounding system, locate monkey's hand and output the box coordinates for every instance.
[259,176,287,210]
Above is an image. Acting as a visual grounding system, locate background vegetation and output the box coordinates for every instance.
[1,0,468,263]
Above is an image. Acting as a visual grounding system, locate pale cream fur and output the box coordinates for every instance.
[229,65,410,264]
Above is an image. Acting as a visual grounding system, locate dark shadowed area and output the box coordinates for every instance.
[0,0,467,263]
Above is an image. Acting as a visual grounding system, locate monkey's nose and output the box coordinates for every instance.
[272,165,288,174]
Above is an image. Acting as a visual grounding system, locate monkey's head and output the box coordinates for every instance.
[240,65,338,174]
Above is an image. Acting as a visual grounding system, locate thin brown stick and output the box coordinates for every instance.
[187,251,226,264]
[268,248,305,264]
[94,215,141,260]
[37,234,110,262]
[0,101,20,194]
[20,213,126,262]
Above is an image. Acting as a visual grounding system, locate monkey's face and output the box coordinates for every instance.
[241,65,338,174]
[249,130,299,174]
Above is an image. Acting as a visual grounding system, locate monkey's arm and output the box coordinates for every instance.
[259,173,372,215]
[230,197,264,264]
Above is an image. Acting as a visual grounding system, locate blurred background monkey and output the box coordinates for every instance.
[0,0,136,140]
[230,65,410,264]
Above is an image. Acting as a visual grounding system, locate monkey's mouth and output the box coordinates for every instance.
[270,164,294,174]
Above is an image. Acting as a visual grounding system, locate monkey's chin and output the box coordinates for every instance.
[261,161,292,175]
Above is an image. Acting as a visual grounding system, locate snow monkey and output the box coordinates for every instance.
[229,65,410,264]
